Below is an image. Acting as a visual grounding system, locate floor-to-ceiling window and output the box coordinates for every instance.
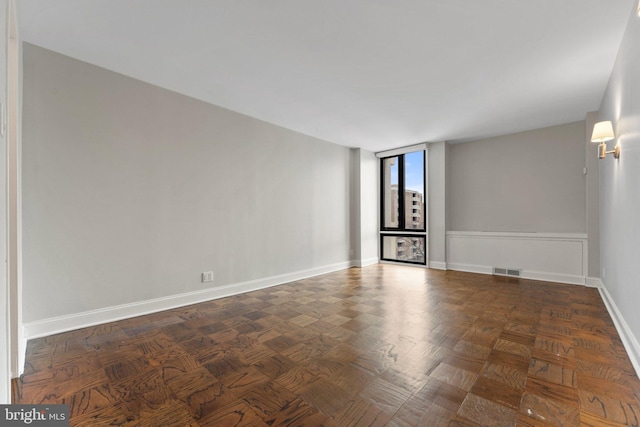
[379,146,426,265]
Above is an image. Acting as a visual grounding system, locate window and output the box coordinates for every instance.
[380,151,425,232]
[380,149,426,265]
[381,235,426,264]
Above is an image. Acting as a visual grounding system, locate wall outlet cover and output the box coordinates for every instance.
[201,271,214,283]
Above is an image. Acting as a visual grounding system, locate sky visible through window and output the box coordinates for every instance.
[404,151,424,195]
[389,151,424,196]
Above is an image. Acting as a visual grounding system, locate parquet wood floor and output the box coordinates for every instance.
[12,264,640,426]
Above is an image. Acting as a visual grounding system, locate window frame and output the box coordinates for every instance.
[379,149,427,266]
[379,234,427,265]
[379,151,426,233]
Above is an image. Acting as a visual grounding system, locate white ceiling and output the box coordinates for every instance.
[19,0,635,152]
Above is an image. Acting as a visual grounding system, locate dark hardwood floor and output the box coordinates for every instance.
[11,264,640,426]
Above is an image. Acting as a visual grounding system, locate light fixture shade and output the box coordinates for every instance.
[591,121,615,143]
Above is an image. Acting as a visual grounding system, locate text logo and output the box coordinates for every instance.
[1,405,69,426]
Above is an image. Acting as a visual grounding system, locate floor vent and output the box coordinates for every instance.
[493,267,522,277]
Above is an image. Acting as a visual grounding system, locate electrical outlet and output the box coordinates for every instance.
[201,271,214,283]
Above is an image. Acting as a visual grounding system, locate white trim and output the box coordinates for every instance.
[18,336,25,375]
[447,263,492,275]
[428,261,447,270]
[521,270,585,286]
[446,262,584,285]
[14,320,24,378]
[375,143,427,158]
[446,231,588,240]
[352,258,379,268]
[23,261,352,340]
[585,277,603,288]
[379,230,426,236]
[598,282,640,378]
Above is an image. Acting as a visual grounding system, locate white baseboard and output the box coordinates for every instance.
[585,277,603,288]
[522,271,585,286]
[23,261,353,341]
[18,337,26,376]
[446,262,585,285]
[598,282,640,378]
[352,257,379,268]
[447,262,492,275]
[428,261,447,270]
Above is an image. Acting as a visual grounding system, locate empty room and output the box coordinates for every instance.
[2,0,640,426]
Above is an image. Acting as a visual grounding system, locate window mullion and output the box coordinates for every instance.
[398,155,406,230]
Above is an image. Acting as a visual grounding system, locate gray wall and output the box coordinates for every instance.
[448,122,586,232]
[358,149,379,264]
[598,9,640,353]
[349,148,378,265]
[23,44,354,323]
[428,141,448,265]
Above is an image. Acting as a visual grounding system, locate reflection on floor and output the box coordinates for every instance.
[12,264,640,426]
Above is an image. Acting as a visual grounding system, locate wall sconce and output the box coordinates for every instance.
[591,120,620,159]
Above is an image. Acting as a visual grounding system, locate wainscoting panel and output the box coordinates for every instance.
[446,231,588,285]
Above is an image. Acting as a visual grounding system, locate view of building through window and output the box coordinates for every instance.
[404,150,424,229]
[382,235,425,263]
[382,156,399,228]
[380,150,426,264]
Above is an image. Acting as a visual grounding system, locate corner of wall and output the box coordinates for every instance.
[584,112,600,278]
[349,148,362,262]
[427,142,447,265]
